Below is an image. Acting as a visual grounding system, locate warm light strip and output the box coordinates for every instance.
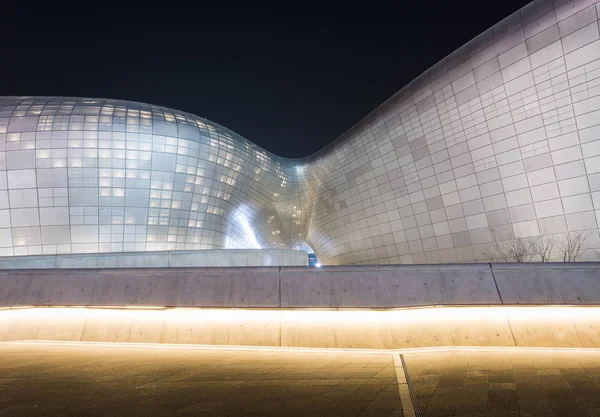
[7,340,600,355]
[3,305,600,351]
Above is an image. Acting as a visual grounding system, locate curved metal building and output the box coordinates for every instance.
[2,0,600,264]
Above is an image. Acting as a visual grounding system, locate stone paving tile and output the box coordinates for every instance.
[404,349,600,417]
[11,342,600,417]
[0,343,402,417]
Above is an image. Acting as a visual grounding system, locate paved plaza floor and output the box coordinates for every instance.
[2,342,600,417]
[403,348,600,417]
[0,342,401,417]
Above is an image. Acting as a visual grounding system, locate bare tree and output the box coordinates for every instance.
[484,229,535,262]
[483,228,509,262]
[556,231,589,262]
[504,237,536,263]
[532,234,555,262]
[485,229,593,263]
[483,239,509,263]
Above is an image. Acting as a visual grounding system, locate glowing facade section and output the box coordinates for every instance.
[2,0,600,264]
[0,97,306,256]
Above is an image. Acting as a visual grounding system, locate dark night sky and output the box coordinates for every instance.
[2,1,531,158]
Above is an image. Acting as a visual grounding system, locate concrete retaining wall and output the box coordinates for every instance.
[491,263,600,305]
[281,264,500,307]
[0,268,281,308]
[2,263,600,349]
[2,263,600,308]
[0,249,308,269]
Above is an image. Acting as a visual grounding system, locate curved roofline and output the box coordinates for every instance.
[296,2,526,162]
[0,95,290,163]
[2,1,526,165]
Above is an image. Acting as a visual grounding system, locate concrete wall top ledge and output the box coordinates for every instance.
[282,263,492,272]
[491,262,600,270]
[0,249,307,269]
[0,266,281,276]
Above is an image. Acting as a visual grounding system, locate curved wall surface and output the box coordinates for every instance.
[305,0,600,264]
[2,0,600,264]
[0,97,310,257]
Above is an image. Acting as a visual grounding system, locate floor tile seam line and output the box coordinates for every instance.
[393,353,417,417]
[401,354,424,417]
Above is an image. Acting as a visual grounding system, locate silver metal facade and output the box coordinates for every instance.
[3,0,600,264]
[0,97,311,257]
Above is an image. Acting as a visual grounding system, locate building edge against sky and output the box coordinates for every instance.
[0,0,600,264]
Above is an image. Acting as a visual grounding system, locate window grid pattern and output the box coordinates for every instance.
[305,0,600,264]
[0,97,307,256]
